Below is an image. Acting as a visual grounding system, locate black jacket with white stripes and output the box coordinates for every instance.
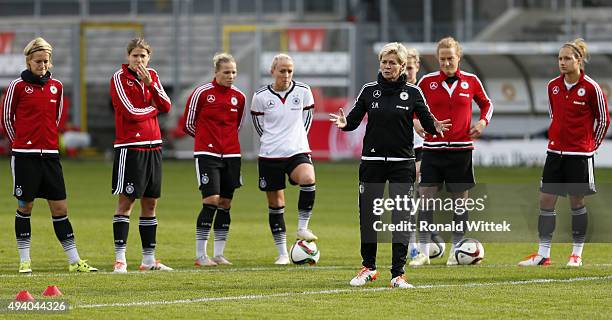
[343,73,438,160]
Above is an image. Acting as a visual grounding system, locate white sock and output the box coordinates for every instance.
[214,240,226,257]
[419,242,430,257]
[115,248,126,262]
[65,248,80,265]
[274,233,288,256]
[142,253,155,266]
[571,244,584,257]
[196,239,208,259]
[297,217,309,230]
[538,243,551,258]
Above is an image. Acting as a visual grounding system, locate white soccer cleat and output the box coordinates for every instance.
[274,255,290,265]
[446,252,458,266]
[296,229,318,241]
[211,255,233,265]
[518,253,551,267]
[139,260,173,271]
[349,267,379,287]
[566,255,583,267]
[195,256,218,267]
[113,260,127,273]
[390,275,414,289]
[409,253,430,266]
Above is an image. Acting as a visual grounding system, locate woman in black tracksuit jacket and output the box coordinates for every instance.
[330,42,450,288]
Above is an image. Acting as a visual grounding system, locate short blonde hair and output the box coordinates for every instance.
[562,38,589,69]
[213,52,236,72]
[436,36,462,58]
[378,42,408,67]
[270,53,293,71]
[406,47,420,64]
[126,38,152,55]
[23,37,53,68]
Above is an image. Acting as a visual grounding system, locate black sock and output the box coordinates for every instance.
[15,210,31,261]
[538,209,556,255]
[571,206,588,245]
[298,184,316,229]
[269,206,287,256]
[113,214,130,260]
[139,217,158,259]
[452,206,468,248]
[197,204,217,242]
[52,215,79,264]
[213,207,231,242]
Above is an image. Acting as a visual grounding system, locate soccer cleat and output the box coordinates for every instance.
[113,260,127,273]
[566,255,583,267]
[390,275,414,289]
[19,261,32,274]
[194,256,218,267]
[69,260,98,272]
[139,260,173,271]
[409,253,430,266]
[349,267,379,286]
[296,229,318,241]
[274,255,290,265]
[446,252,458,266]
[211,255,232,265]
[518,253,551,266]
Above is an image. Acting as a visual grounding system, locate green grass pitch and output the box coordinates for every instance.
[0,160,610,319]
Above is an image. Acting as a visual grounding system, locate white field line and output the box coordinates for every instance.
[0,263,611,279]
[77,275,612,309]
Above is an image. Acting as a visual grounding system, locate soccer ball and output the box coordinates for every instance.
[290,240,320,265]
[454,238,484,265]
[428,235,446,259]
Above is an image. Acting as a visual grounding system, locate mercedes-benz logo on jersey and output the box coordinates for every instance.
[125,183,134,194]
[126,80,134,86]
[15,186,23,197]
[292,96,301,105]
[373,90,381,98]
[400,92,409,100]
[577,88,586,96]
[25,86,33,94]
[207,94,216,103]
[461,82,469,89]
[265,100,276,109]
[552,86,560,95]
[201,174,209,185]
[429,82,438,90]
[50,85,58,94]
[259,178,267,189]
[231,96,238,106]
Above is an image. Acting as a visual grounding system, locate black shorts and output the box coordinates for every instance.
[11,155,66,202]
[540,152,596,196]
[420,150,475,193]
[258,153,312,191]
[112,147,162,198]
[414,147,423,162]
[196,156,242,199]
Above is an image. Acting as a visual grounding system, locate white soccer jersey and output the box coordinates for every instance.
[251,81,315,158]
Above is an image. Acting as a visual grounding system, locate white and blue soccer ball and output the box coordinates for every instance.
[454,238,485,265]
[290,240,320,265]
[429,236,446,259]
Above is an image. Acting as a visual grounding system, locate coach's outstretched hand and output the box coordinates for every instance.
[329,108,347,129]
[434,119,452,138]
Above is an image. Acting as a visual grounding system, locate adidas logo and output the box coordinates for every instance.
[208,143,214,148]
[27,141,32,145]
[135,133,141,137]
[370,148,375,153]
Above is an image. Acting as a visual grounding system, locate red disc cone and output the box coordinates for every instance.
[42,285,63,297]
[15,290,34,301]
